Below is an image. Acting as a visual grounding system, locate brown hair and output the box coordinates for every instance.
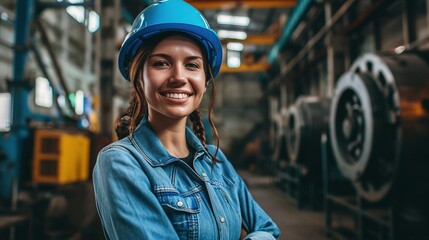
[114,33,219,162]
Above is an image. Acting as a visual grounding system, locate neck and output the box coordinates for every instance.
[148,114,189,158]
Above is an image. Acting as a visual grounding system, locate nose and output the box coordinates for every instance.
[169,65,187,85]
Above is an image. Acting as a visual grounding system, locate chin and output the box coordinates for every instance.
[165,111,194,119]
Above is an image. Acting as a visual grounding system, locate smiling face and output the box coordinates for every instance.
[143,35,207,122]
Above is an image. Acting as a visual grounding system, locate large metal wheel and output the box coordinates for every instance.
[330,53,429,202]
[285,96,330,175]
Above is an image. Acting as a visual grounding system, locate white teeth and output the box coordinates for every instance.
[165,93,189,99]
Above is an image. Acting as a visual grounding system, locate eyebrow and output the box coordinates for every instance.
[149,53,203,61]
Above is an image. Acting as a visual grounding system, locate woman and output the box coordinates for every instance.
[93,0,280,239]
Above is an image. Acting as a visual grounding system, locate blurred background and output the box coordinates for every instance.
[1,0,429,239]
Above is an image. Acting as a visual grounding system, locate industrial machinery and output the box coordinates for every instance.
[269,111,287,163]
[33,129,90,184]
[269,95,288,169]
[277,96,330,209]
[0,1,106,239]
[328,52,429,238]
[330,52,429,202]
[285,96,331,175]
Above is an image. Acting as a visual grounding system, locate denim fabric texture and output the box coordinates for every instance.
[93,117,281,239]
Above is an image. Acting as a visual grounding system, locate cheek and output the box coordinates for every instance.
[194,74,208,93]
[142,81,158,106]
[144,85,158,105]
[143,73,161,94]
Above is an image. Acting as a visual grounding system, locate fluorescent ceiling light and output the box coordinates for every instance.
[75,90,84,115]
[217,14,250,26]
[88,10,100,33]
[35,76,53,108]
[227,42,244,51]
[1,12,9,21]
[0,93,11,132]
[227,51,241,68]
[66,6,85,23]
[218,30,247,40]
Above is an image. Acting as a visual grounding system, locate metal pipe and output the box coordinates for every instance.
[0,5,15,23]
[342,0,386,34]
[99,0,120,136]
[31,42,69,118]
[1,0,35,201]
[325,0,334,98]
[268,0,314,63]
[92,0,101,133]
[0,38,13,49]
[401,0,411,46]
[36,0,94,10]
[283,0,356,78]
[34,19,77,118]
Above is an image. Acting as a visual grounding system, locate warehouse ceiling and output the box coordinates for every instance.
[1,0,295,73]
[122,0,295,72]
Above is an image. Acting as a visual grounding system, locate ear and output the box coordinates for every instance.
[206,79,213,88]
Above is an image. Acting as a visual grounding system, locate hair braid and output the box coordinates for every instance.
[189,109,220,163]
[114,95,137,139]
[189,110,207,148]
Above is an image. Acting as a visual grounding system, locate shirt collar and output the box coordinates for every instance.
[129,116,209,167]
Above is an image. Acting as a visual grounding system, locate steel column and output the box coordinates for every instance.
[0,0,35,202]
[99,0,120,136]
[325,0,334,98]
[401,0,416,47]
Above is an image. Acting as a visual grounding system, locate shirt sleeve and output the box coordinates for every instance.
[93,146,179,240]
[214,148,281,239]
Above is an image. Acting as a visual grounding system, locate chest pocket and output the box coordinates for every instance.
[156,189,201,239]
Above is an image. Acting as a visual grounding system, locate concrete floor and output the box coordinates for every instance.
[239,170,330,240]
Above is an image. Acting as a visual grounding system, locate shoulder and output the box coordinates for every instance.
[100,136,133,152]
[96,137,139,170]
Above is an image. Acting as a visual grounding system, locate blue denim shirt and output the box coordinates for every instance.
[93,117,280,239]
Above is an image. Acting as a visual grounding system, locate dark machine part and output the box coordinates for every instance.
[269,95,287,162]
[269,114,284,161]
[330,53,429,202]
[0,148,5,161]
[42,182,103,240]
[285,96,330,175]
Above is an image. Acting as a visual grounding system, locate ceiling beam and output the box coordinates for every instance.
[186,0,297,10]
[220,63,270,73]
[221,34,279,45]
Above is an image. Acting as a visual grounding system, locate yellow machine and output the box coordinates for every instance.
[33,129,90,184]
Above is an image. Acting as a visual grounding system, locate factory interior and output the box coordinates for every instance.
[1,0,429,239]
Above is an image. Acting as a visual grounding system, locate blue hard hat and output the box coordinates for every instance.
[118,0,223,81]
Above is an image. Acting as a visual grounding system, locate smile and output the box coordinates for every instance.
[161,93,191,99]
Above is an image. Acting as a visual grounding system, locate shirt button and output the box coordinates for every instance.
[202,173,207,177]
[220,217,225,223]
[177,201,184,207]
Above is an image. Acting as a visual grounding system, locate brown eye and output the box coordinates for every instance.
[153,61,169,67]
[186,62,200,69]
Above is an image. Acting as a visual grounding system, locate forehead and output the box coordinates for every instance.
[152,35,204,56]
